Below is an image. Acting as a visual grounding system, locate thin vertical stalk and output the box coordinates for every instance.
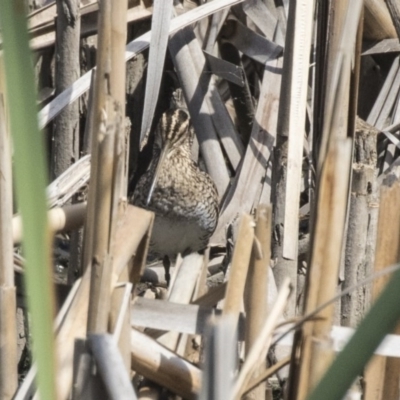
[244,205,271,400]
[341,120,377,327]
[52,0,80,180]
[110,0,128,196]
[87,100,116,332]
[0,1,57,399]
[223,214,254,320]
[86,0,114,334]
[288,139,352,400]
[271,0,298,317]
[306,265,400,400]
[281,0,315,260]
[199,317,236,400]
[108,0,130,371]
[364,180,400,399]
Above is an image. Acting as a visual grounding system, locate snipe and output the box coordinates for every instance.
[132,109,219,282]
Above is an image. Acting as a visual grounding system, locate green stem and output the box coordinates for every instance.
[0,1,56,399]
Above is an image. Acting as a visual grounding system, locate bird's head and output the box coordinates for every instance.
[146,108,194,205]
[153,108,193,153]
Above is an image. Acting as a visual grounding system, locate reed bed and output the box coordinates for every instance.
[2,0,400,399]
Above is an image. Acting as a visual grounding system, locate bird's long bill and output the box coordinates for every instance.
[146,142,170,206]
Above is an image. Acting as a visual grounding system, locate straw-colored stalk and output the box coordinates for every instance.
[292,139,352,400]
[243,357,291,397]
[168,27,230,195]
[272,0,314,317]
[215,54,281,243]
[233,279,292,399]
[244,205,271,399]
[341,120,377,327]
[223,213,255,319]
[157,253,203,352]
[108,0,130,372]
[364,0,397,40]
[82,0,112,276]
[13,202,87,244]
[86,1,139,360]
[364,180,400,399]
[137,386,161,400]
[54,206,152,400]
[131,328,201,400]
[281,0,315,261]
[87,97,117,333]
[384,0,400,39]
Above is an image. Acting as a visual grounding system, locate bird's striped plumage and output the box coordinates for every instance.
[132,109,219,258]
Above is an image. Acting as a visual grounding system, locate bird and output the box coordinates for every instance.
[131,108,219,284]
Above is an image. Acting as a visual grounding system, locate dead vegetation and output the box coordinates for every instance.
[2,0,400,399]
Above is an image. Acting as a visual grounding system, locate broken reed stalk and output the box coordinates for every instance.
[233,279,292,400]
[341,120,378,327]
[364,178,400,399]
[244,205,271,399]
[81,0,111,277]
[289,138,352,400]
[71,338,106,399]
[216,54,280,242]
[157,253,203,352]
[281,0,314,261]
[13,277,82,400]
[87,99,117,333]
[193,248,209,300]
[243,357,291,396]
[364,0,397,40]
[272,0,314,317]
[339,11,363,323]
[181,25,244,170]
[200,316,237,400]
[168,26,230,196]
[56,269,91,400]
[86,0,116,334]
[0,91,17,397]
[108,0,130,369]
[317,0,363,169]
[347,10,363,141]
[54,206,152,400]
[110,205,153,285]
[130,328,201,400]
[222,213,254,320]
[110,0,128,196]
[287,14,363,397]
[88,334,138,400]
[46,154,91,208]
[385,0,400,40]
[12,202,87,244]
[137,386,161,400]
[110,273,134,372]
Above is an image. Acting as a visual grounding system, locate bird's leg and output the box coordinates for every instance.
[163,255,171,287]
